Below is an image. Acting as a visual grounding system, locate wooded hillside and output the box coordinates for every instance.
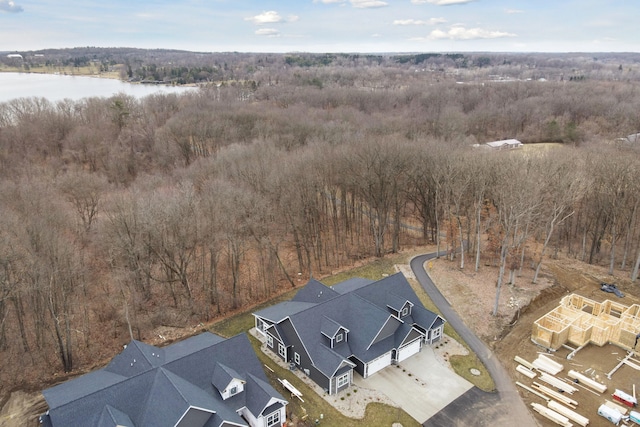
[1,51,640,398]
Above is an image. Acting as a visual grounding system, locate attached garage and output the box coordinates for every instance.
[365,351,392,377]
[398,338,421,362]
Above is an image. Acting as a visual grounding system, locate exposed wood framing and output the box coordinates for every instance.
[532,293,640,351]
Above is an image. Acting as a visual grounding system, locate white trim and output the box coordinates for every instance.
[398,338,421,362]
[336,372,350,388]
[278,343,286,359]
[266,409,281,427]
[284,317,316,366]
[366,315,401,351]
[365,351,392,377]
[294,352,300,364]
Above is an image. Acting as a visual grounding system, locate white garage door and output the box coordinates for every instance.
[366,351,392,377]
[398,339,421,362]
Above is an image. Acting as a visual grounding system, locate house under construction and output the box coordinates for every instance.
[532,294,640,351]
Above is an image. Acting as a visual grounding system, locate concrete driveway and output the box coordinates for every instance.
[353,346,473,423]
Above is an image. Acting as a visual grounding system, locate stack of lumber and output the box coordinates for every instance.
[516,364,537,379]
[548,401,589,427]
[533,354,564,375]
[532,382,578,408]
[538,372,579,394]
[531,402,573,427]
[567,370,607,394]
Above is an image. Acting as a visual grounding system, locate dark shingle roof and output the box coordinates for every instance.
[212,362,244,393]
[258,272,445,377]
[42,333,286,427]
[292,278,339,303]
[97,405,134,427]
[253,301,316,322]
[331,277,374,294]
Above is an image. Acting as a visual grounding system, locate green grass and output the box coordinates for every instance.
[210,246,495,427]
[247,335,420,427]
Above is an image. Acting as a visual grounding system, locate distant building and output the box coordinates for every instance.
[6,53,23,59]
[484,139,523,150]
[621,133,640,144]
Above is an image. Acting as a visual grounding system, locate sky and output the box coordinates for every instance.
[0,0,638,53]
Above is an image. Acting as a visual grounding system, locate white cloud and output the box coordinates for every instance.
[351,0,388,8]
[255,28,280,37]
[315,0,387,8]
[0,0,23,13]
[287,14,300,23]
[412,0,474,5]
[394,17,446,26]
[245,11,283,25]
[428,25,516,40]
[505,9,524,14]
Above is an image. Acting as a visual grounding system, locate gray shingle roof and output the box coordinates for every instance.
[258,272,445,378]
[292,278,339,302]
[253,301,316,322]
[41,333,286,427]
[331,277,374,294]
[212,362,244,394]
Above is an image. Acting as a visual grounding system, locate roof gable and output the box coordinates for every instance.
[42,333,285,427]
[212,362,245,395]
[97,405,134,427]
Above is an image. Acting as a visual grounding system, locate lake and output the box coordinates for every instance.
[0,72,196,103]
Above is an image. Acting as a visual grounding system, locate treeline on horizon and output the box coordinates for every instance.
[1,55,640,398]
[2,47,640,84]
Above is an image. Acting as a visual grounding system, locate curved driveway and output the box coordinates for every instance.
[411,252,539,427]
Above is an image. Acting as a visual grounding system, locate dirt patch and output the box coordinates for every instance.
[0,391,46,427]
[429,253,640,427]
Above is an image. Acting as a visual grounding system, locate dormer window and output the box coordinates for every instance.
[336,333,343,343]
[230,386,238,395]
[402,307,409,317]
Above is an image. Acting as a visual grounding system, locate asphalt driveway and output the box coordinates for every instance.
[353,345,473,423]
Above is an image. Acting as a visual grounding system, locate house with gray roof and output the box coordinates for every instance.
[253,272,445,395]
[39,333,288,427]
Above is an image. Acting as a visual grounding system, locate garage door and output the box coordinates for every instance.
[398,339,421,362]
[366,351,392,377]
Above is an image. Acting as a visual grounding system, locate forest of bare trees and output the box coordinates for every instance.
[1,51,640,398]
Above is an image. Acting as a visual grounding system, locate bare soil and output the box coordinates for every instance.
[430,254,640,427]
[3,251,639,427]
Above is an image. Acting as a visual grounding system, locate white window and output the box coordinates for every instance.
[266,334,273,348]
[336,372,349,388]
[266,410,280,427]
[433,328,441,338]
[402,307,409,316]
[229,386,237,396]
[294,352,300,364]
[335,333,343,343]
[278,343,286,358]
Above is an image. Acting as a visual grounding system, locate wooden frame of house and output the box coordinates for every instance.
[532,294,640,351]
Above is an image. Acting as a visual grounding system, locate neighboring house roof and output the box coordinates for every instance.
[291,278,340,303]
[41,333,286,427]
[254,273,445,378]
[485,139,523,149]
